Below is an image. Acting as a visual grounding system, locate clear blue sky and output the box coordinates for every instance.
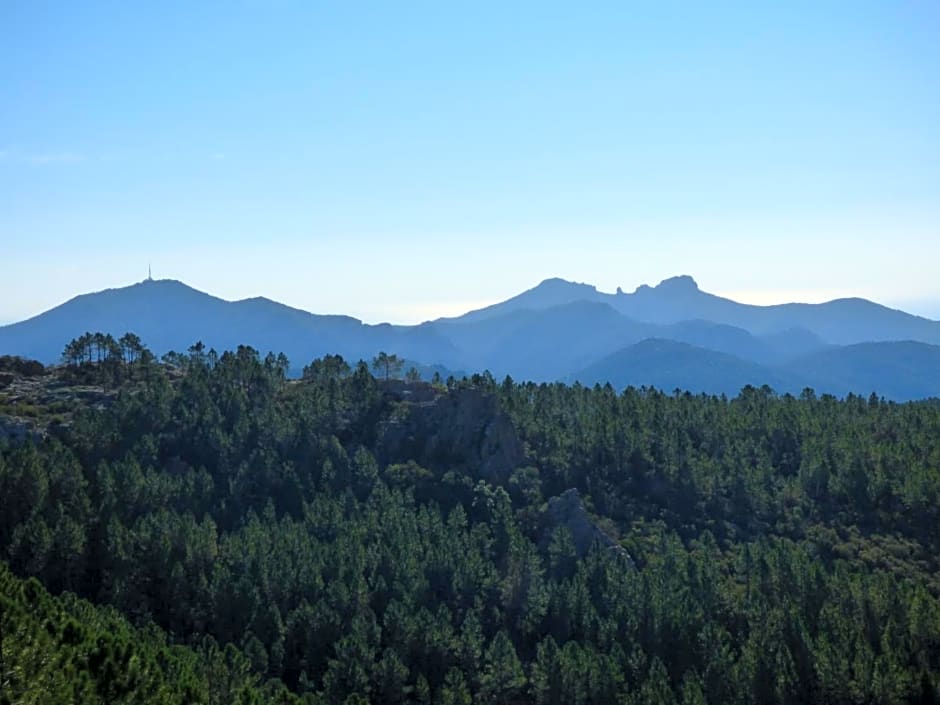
[2,1,939,324]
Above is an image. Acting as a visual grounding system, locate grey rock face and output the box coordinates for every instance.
[378,387,525,482]
[546,488,633,564]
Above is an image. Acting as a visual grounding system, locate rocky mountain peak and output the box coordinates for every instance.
[655,275,699,292]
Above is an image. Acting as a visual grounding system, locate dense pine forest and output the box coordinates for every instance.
[1,338,939,704]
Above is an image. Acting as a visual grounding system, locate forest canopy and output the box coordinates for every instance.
[0,334,938,704]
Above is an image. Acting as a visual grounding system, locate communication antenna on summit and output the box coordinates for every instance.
[148,263,153,281]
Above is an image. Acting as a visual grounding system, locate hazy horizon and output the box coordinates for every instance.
[1,272,939,329]
[3,2,938,325]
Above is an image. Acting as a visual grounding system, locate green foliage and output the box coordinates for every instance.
[1,345,939,703]
[0,562,298,704]
[60,331,156,386]
[0,355,45,377]
[372,351,405,382]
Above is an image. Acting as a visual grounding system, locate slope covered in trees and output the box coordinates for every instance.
[0,563,302,704]
[1,337,939,704]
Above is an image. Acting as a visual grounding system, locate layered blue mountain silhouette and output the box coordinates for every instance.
[2,276,939,399]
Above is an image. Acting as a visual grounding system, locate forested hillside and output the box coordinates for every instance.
[1,339,939,704]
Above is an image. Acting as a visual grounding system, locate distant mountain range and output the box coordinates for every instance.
[2,276,939,400]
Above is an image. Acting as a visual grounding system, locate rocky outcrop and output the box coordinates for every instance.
[0,416,43,444]
[545,488,633,564]
[0,370,111,444]
[378,387,525,482]
[1,373,112,408]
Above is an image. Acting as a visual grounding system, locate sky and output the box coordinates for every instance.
[2,1,939,325]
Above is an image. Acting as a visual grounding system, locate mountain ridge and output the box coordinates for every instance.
[1,275,938,400]
[446,275,940,345]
